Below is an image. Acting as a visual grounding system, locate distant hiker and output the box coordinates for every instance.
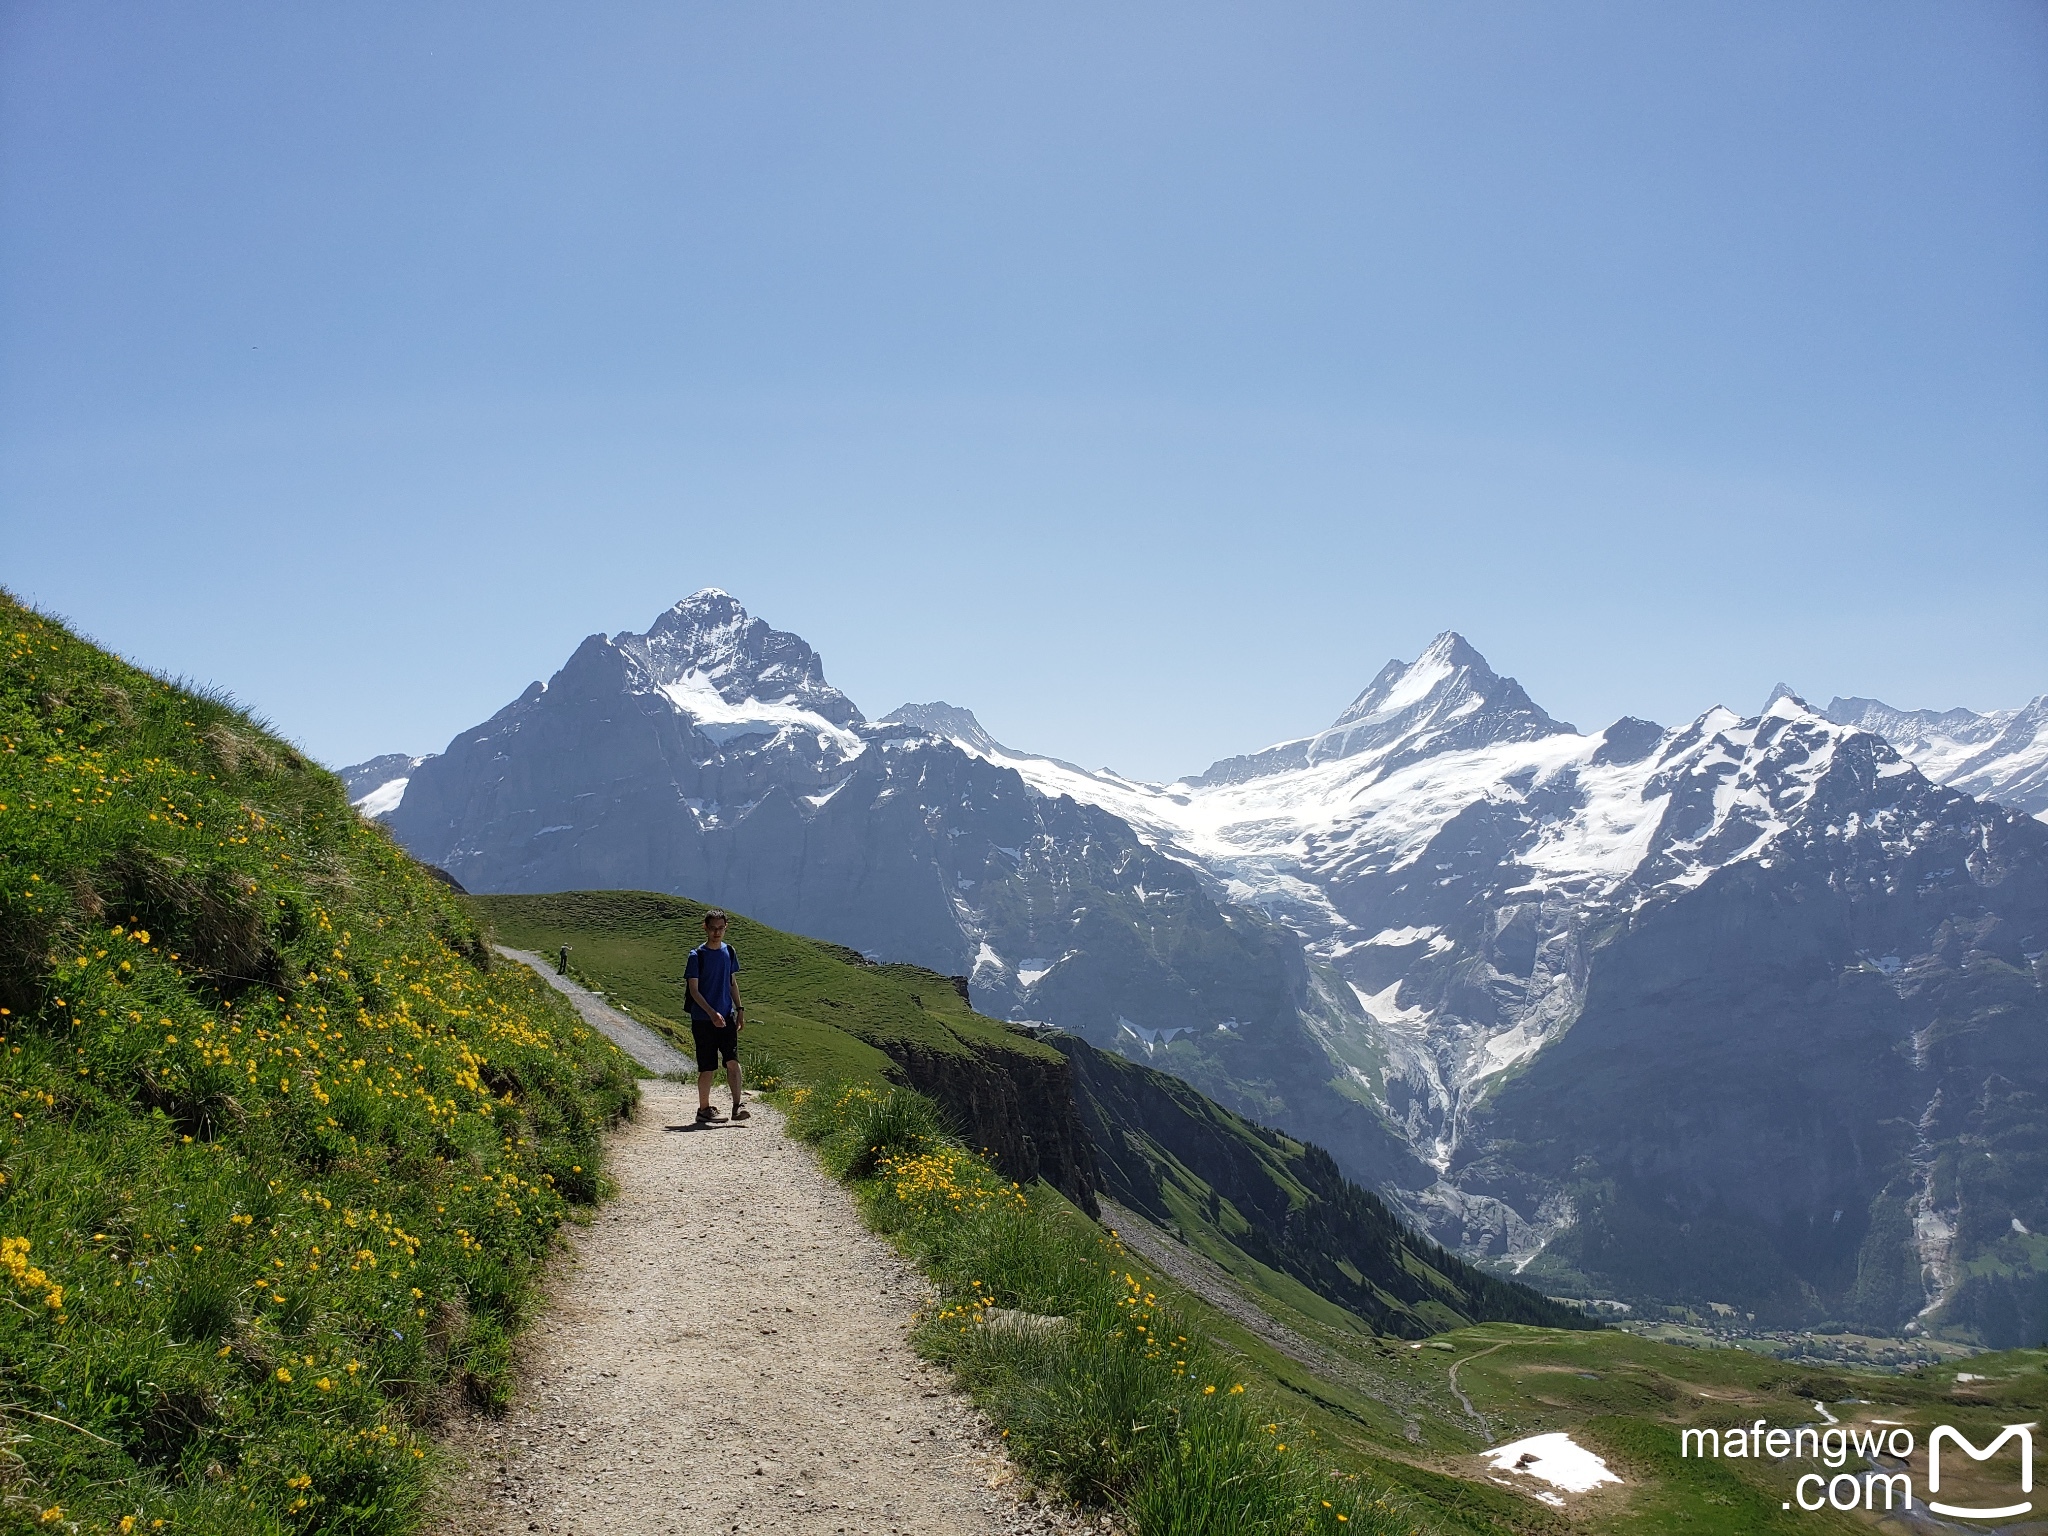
[685,910,747,1124]
[557,944,571,976]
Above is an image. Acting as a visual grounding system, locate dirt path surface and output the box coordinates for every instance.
[438,961,1089,1536]
[496,946,696,1077]
[1443,1341,1507,1440]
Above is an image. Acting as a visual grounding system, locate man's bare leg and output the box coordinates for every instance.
[726,1057,745,1110]
[698,1069,717,1112]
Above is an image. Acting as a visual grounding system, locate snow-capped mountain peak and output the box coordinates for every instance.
[628,589,863,727]
[1823,693,2048,820]
[879,701,1004,754]
[1335,630,1491,724]
[1191,630,1575,787]
[1629,696,1894,892]
[1825,694,2009,754]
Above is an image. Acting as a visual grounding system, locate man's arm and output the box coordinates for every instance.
[730,970,743,1029]
[686,976,717,1024]
[685,954,724,1026]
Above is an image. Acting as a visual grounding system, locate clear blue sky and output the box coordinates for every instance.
[4,2,2043,780]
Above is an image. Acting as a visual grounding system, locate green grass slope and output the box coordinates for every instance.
[0,596,637,1534]
[1061,1038,1591,1340]
[776,1077,1415,1536]
[478,889,1018,1082]
[477,890,1097,1205]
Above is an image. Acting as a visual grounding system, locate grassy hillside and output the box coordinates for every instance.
[0,595,637,1533]
[478,890,1096,1204]
[480,889,1025,1083]
[1062,1039,1591,1339]
[778,1077,1414,1536]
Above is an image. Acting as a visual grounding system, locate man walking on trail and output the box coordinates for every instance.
[685,909,747,1125]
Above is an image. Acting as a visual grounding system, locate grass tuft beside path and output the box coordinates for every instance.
[0,594,637,1534]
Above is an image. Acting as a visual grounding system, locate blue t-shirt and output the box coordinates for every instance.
[685,942,740,1021]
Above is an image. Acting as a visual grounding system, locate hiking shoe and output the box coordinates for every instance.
[730,1105,751,1121]
[695,1104,722,1124]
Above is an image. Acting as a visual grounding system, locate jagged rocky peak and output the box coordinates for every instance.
[1321,631,1573,755]
[1591,716,1665,766]
[618,588,864,727]
[1193,630,1574,785]
[1825,691,2048,819]
[879,701,1003,754]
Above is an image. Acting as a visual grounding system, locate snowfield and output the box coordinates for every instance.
[1485,1432,1622,1499]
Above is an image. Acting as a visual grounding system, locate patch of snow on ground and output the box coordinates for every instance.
[1485,1433,1621,1495]
[1522,765,1668,888]
[657,671,865,757]
[1470,1020,1548,1082]
[354,777,408,818]
[1364,925,1440,946]
[1351,980,1428,1026]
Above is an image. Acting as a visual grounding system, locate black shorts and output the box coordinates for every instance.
[689,1018,740,1071]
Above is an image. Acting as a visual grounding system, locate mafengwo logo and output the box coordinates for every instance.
[1928,1424,2033,1521]
[1680,1417,2034,1517]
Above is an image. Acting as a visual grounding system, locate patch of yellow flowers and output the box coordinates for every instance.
[1,1235,64,1322]
[881,1145,1029,1224]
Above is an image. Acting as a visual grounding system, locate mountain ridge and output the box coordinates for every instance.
[348,590,2048,1343]
[1189,629,1576,788]
[1825,691,2048,819]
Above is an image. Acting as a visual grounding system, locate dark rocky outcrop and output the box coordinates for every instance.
[874,1033,1099,1215]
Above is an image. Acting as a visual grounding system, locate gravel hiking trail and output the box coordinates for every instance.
[435,952,1088,1536]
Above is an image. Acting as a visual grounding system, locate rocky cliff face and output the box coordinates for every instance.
[1058,1033,1589,1336]
[1448,737,2048,1339]
[876,1030,1099,1214]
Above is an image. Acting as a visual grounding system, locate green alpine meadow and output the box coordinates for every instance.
[0,593,636,1533]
